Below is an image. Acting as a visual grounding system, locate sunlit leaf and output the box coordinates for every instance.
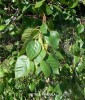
[35,0,45,8]
[49,31,60,49]
[76,24,84,34]
[15,55,30,78]
[22,28,33,42]
[83,0,85,5]
[34,49,46,65]
[0,68,4,78]
[29,82,36,92]
[46,5,53,15]
[26,40,41,60]
[76,61,84,73]
[0,25,6,31]
[40,22,48,34]
[69,0,78,8]
[73,56,80,65]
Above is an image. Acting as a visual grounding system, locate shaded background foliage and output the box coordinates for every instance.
[0,0,85,99]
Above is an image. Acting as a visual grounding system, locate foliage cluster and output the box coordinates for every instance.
[0,0,85,99]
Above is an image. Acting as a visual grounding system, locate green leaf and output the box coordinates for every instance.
[19,38,32,56]
[0,9,6,14]
[0,0,2,4]
[49,31,60,49]
[0,83,4,95]
[76,24,84,34]
[71,43,80,54]
[53,5,62,12]
[22,5,30,13]
[0,68,4,78]
[29,82,36,92]
[59,0,68,4]
[40,61,51,77]
[35,0,45,8]
[15,55,30,78]
[46,5,52,15]
[47,85,53,92]
[73,56,79,65]
[84,88,85,96]
[22,28,33,42]
[69,0,78,8]
[12,0,16,2]
[83,0,85,5]
[44,31,60,47]
[0,25,6,31]
[46,54,60,74]
[40,22,48,34]
[76,62,84,73]
[53,84,62,98]
[30,61,35,74]
[35,66,41,76]
[20,28,40,55]
[47,19,54,30]
[34,49,46,65]
[55,51,64,60]
[44,36,50,44]
[10,31,15,36]
[22,28,39,42]
[26,40,41,60]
